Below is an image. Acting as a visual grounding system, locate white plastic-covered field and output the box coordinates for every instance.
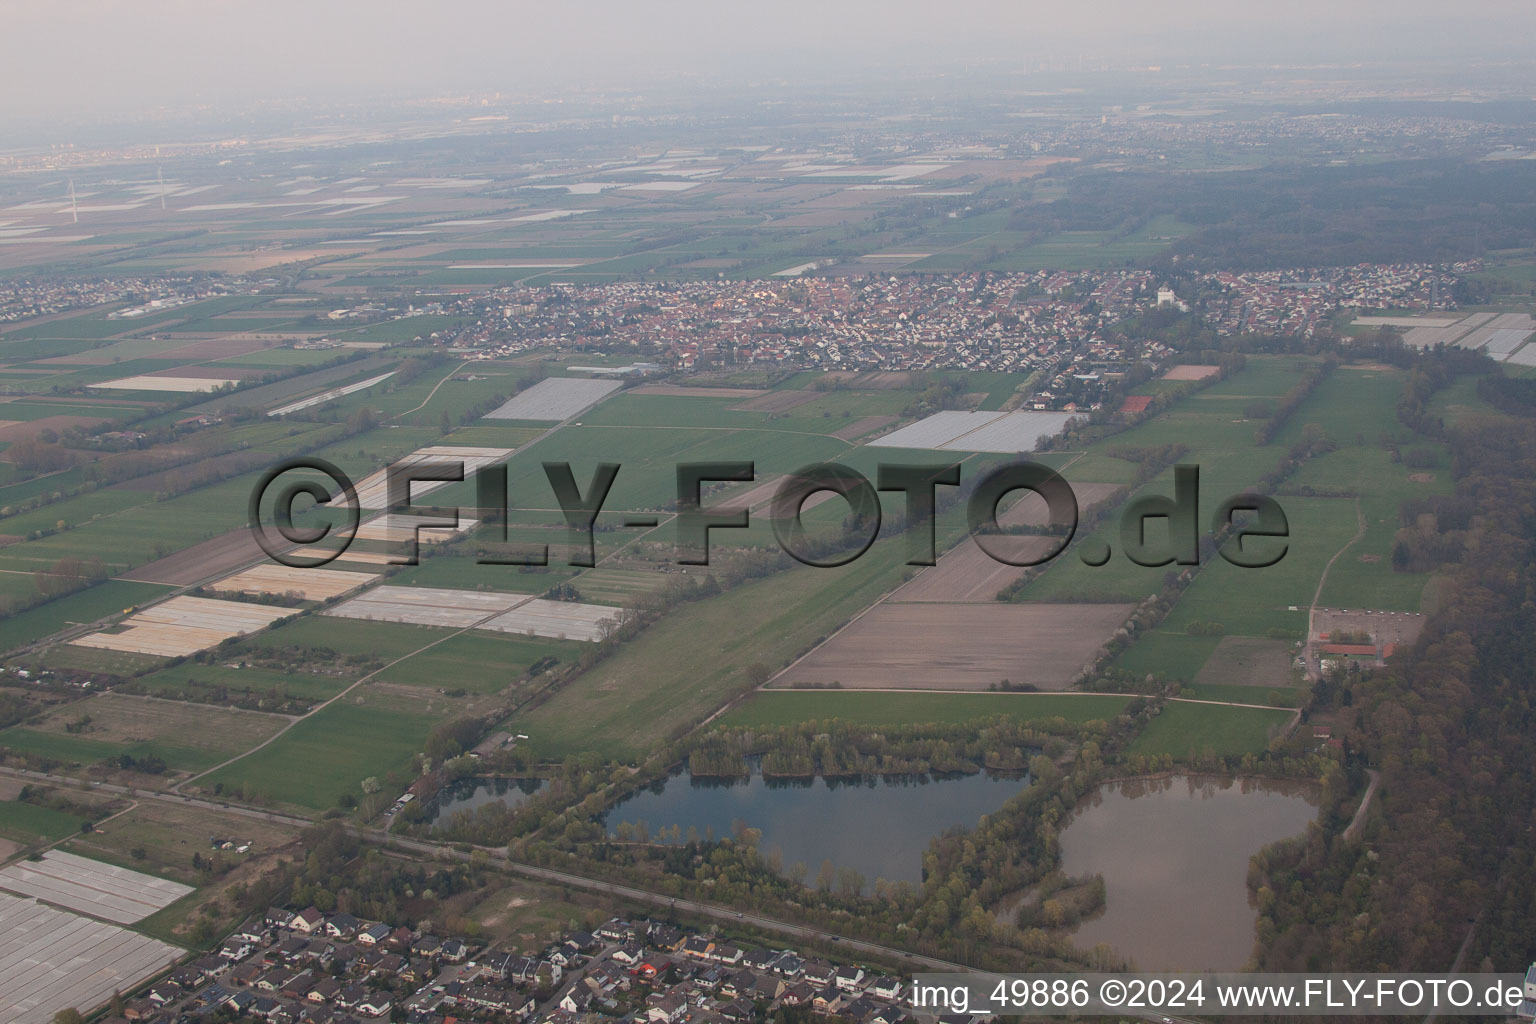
[323,585,526,628]
[0,851,191,924]
[0,892,182,1023]
[481,598,625,642]
[88,375,242,392]
[71,595,291,657]
[866,410,994,449]
[1390,311,1536,351]
[1503,344,1536,367]
[944,410,1078,452]
[351,445,513,510]
[324,586,623,641]
[208,563,378,601]
[267,371,395,416]
[868,409,1075,453]
[483,377,622,420]
[1482,328,1536,361]
[1393,311,1492,348]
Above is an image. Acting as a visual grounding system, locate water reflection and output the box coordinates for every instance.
[427,776,546,829]
[605,768,1031,889]
[1058,774,1319,970]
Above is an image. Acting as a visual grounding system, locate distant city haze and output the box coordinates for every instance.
[2,0,1535,129]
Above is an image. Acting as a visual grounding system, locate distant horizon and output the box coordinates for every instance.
[2,0,1535,135]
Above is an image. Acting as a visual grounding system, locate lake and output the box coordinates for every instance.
[427,776,546,829]
[1058,774,1319,970]
[604,768,1031,888]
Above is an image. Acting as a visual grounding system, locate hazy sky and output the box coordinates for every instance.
[3,0,1534,128]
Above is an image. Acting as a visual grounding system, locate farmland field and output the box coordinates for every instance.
[378,630,584,692]
[65,799,303,887]
[1127,702,1296,759]
[1158,496,1362,638]
[0,580,174,654]
[512,530,920,759]
[0,61,1526,1010]
[384,555,580,594]
[771,602,1134,691]
[717,690,1134,730]
[0,692,287,772]
[71,595,295,658]
[196,701,444,810]
[484,377,622,420]
[0,798,86,844]
[887,481,1124,603]
[1192,636,1297,689]
[231,614,455,663]
[133,663,353,704]
[1111,630,1222,684]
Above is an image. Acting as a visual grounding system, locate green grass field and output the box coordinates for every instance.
[1017,357,1314,604]
[488,422,851,512]
[384,553,580,595]
[0,695,288,773]
[1111,631,1222,683]
[0,422,442,581]
[24,644,167,676]
[1427,374,1505,427]
[1288,442,1447,613]
[0,580,174,654]
[135,663,352,703]
[514,530,921,760]
[378,631,583,693]
[1158,496,1362,638]
[0,727,230,772]
[0,798,85,843]
[197,702,440,810]
[716,691,1133,730]
[233,615,454,663]
[569,566,666,605]
[1183,683,1304,708]
[1269,365,1411,450]
[1128,701,1295,759]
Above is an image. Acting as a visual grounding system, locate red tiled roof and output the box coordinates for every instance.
[1322,643,1376,656]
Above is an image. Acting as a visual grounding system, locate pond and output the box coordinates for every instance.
[426,776,546,829]
[1058,774,1319,971]
[604,768,1031,888]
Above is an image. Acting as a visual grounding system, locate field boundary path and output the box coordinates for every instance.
[396,359,470,418]
[1343,768,1381,842]
[1303,496,1366,680]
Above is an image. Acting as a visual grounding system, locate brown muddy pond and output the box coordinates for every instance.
[1058,774,1319,970]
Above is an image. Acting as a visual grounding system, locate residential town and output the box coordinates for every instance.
[0,261,1465,389]
[0,275,258,326]
[108,906,931,1024]
[392,264,1459,370]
